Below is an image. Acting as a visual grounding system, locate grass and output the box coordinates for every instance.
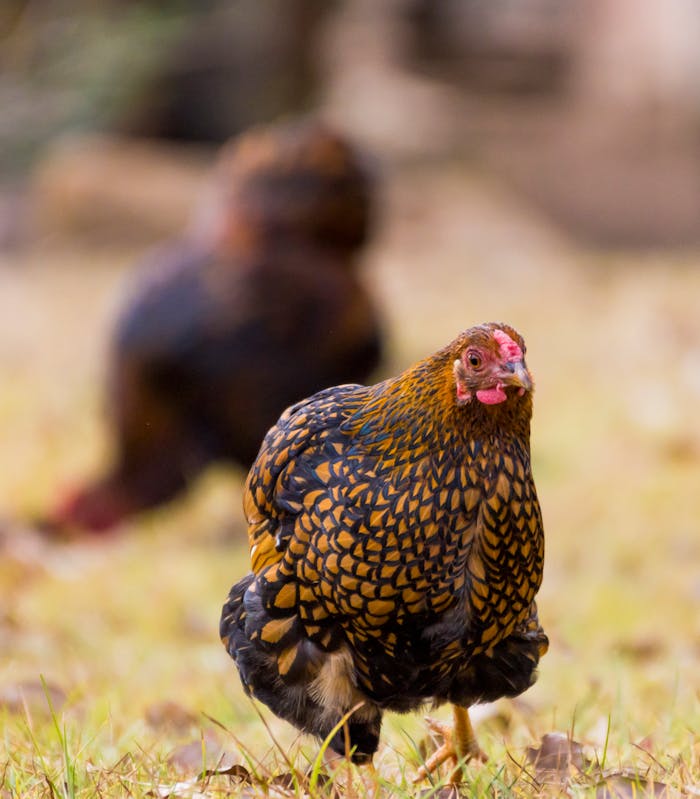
[1,166,700,796]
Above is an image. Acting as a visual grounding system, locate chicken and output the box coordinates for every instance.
[220,322,547,782]
[50,119,383,532]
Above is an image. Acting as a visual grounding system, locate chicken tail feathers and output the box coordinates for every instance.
[220,573,382,763]
[220,573,253,655]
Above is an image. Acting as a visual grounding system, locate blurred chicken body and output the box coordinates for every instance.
[52,119,382,531]
[221,322,547,779]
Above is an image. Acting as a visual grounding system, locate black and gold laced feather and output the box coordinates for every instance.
[221,323,545,708]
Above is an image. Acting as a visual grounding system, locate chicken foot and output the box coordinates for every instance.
[414,705,488,784]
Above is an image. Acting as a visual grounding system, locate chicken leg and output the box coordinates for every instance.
[414,705,488,784]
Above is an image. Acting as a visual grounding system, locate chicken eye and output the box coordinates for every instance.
[467,353,481,368]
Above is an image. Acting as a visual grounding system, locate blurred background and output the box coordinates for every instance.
[1,0,700,790]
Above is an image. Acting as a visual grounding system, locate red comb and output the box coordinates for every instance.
[494,329,523,362]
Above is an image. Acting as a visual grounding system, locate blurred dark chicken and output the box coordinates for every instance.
[51,119,383,532]
[221,322,547,782]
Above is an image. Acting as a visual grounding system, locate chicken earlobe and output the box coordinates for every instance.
[453,358,472,405]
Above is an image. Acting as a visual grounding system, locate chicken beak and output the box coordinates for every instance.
[503,360,532,393]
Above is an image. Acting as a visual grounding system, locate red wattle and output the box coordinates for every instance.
[476,384,507,405]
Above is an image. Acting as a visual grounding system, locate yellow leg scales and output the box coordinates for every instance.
[414,705,488,785]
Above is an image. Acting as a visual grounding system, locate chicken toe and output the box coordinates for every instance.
[414,706,488,785]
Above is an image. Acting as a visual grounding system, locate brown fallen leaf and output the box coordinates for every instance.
[525,732,588,784]
[633,736,655,755]
[267,769,330,794]
[216,764,251,782]
[167,731,236,774]
[0,679,67,716]
[614,637,666,662]
[145,700,198,733]
[417,787,463,799]
[269,771,302,792]
[596,771,674,798]
[145,778,208,798]
[125,761,251,799]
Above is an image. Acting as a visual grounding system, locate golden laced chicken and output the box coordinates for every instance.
[49,119,383,532]
[221,322,547,783]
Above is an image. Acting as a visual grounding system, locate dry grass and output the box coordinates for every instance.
[1,164,699,796]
